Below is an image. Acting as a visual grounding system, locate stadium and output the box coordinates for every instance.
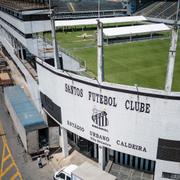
[0,0,180,179]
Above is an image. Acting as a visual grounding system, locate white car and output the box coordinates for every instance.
[53,164,78,180]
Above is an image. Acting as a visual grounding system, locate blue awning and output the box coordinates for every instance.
[4,85,47,131]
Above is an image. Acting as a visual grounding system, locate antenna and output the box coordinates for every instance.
[165,0,179,92]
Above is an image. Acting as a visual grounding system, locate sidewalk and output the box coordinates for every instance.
[49,149,98,171]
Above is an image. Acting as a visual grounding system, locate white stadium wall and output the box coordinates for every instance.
[37,59,180,163]
[0,11,51,34]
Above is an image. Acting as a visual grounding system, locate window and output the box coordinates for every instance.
[66,176,71,180]
[162,172,180,179]
[56,173,65,180]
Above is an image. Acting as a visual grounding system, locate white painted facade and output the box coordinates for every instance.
[0,4,180,179]
[37,59,180,179]
[0,18,43,56]
[0,10,51,34]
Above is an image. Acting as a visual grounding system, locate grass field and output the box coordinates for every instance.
[46,28,180,91]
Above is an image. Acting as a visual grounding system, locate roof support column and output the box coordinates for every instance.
[49,0,62,69]
[165,0,179,92]
[60,127,69,158]
[97,20,104,83]
[165,28,178,92]
[98,145,105,170]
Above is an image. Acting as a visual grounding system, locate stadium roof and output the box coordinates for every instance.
[55,16,147,27]
[103,23,170,38]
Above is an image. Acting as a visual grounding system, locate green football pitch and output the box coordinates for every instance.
[47,28,180,91]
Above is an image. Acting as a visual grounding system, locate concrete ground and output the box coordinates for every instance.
[110,163,153,180]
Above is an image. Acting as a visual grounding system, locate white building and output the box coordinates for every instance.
[0,1,180,179]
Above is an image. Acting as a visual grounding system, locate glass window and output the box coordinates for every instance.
[56,173,65,180]
[66,176,71,180]
[162,172,180,179]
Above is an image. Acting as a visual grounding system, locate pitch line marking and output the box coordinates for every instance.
[1,163,14,177]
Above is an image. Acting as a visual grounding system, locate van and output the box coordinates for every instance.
[53,164,78,180]
[53,162,117,180]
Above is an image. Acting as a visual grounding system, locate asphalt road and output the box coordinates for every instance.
[0,87,54,180]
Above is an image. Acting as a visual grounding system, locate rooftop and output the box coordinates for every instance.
[4,85,47,131]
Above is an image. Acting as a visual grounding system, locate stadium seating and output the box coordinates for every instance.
[53,0,123,13]
[135,1,178,20]
[0,0,47,10]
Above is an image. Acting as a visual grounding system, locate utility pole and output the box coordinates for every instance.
[97,20,104,83]
[49,0,62,69]
[165,0,179,92]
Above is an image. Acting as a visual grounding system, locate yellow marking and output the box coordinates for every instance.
[1,163,14,177]
[10,171,20,180]
[2,154,11,163]
[0,124,5,179]
[1,145,5,173]
[0,121,23,180]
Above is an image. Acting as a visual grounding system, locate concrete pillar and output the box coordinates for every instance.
[135,157,138,169]
[124,154,128,165]
[140,158,144,170]
[106,149,110,162]
[20,46,24,61]
[150,161,155,172]
[60,127,69,158]
[165,28,178,92]
[145,159,149,171]
[120,152,123,165]
[94,143,98,159]
[49,9,61,69]
[98,145,105,170]
[115,151,118,163]
[97,20,104,83]
[75,134,79,144]
[130,35,132,41]
[130,155,133,167]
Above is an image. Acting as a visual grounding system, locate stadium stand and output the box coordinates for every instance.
[53,0,126,19]
[53,0,123,12]
[0,0,48,10]
[135,1,179,20]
